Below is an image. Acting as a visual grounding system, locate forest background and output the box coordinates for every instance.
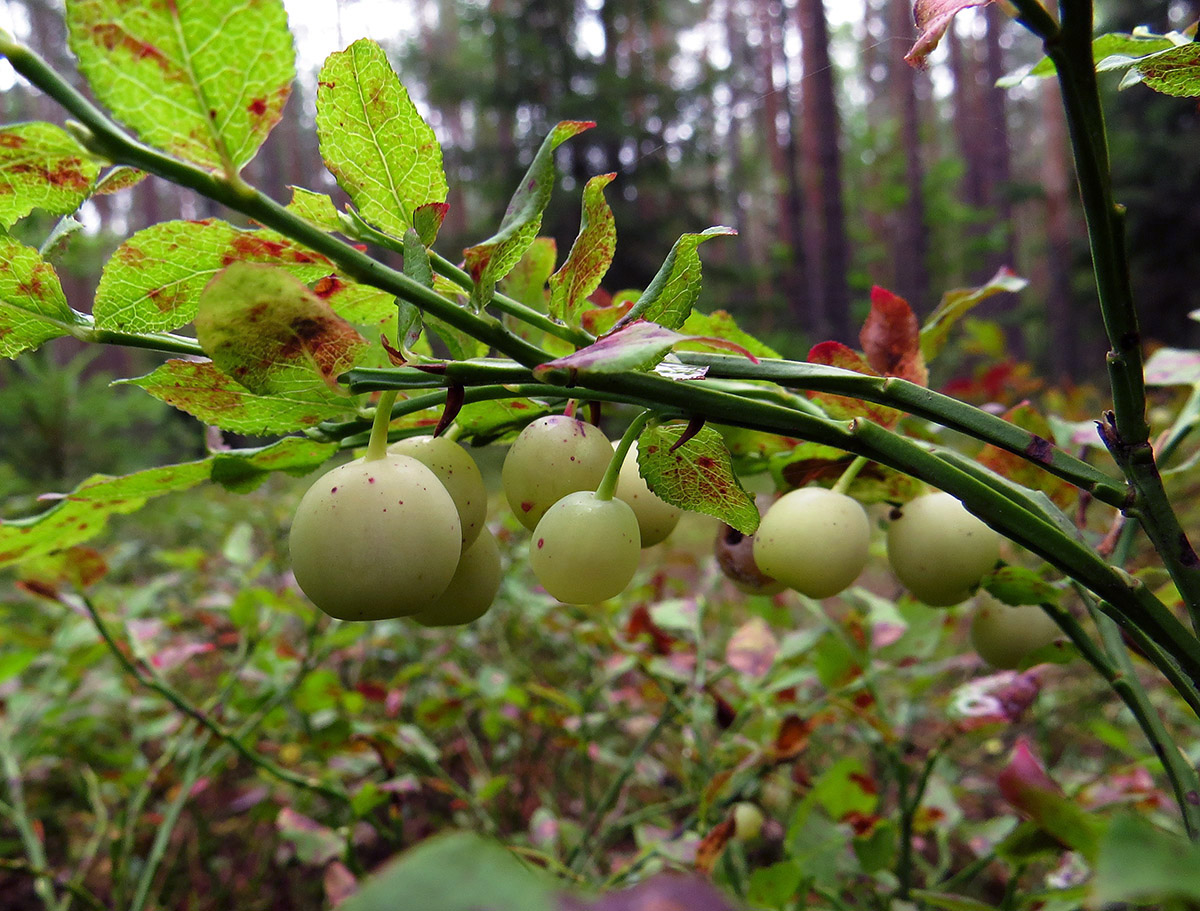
[4,0,1199,506]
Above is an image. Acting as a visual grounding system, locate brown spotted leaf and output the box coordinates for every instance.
[905,0,995,69]
[94,219,333,334]
[860,286,927,386]
[0,122,100,228]
[637,423,759,534]
[120,358,354,434]
[463,120,594,308]
[806,341,902,428]
[66,0,295,173]
[549,172,616,324]
[194,262,367,397]
[768,714,813,762]
[0,236,85,358]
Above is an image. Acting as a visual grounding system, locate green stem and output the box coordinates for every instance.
[0,35,550,369]
[676,352,1127,508]
[596,410,656,501]
[831,455,870,495]
[1047,596,1200,835]
[1014,0,1200,630]
[80,594,351,806]
[365,390,398,460]
[0,721,55,909]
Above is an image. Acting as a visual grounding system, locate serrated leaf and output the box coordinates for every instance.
[310,274,398,344]
[861,286,928,386]
[638,423,759,533]
[618,226,736,330]
[0,235,83,358]
[286,186,342,231]
[120,359,353,434]
[680,309,780,359]
[532,320,754,384]
[806,341,901,428]
[1132,43,1200,97]
[195,262,367,397]
[0,438,335,567]
[93,165,146,195]
[983,565,1061,606]
[921,268,1029,361]
[66,0,294,173]
[463,120,594,308]
[94,219,332,333]
[315,39,447,237]
[549,172,616,324]
[0,122,99,227]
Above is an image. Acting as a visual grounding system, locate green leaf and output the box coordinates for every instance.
[812,758,877,819]
[499,237,556,310]
[339,832,554,911]
[315,39,447,237]
[619,226,736,329]
[195,262,367,397]
[286,186,342,232]
[549,172,616,324]
[746,862,804,908]
[637,423,759,534]
[533,320,754,384]
[456,398,550,443]
[93,219,333,333]
[997,31,1178,86]
[680,309,780,359]
[920,267,1028,361]
[120,359,353,434]
[93,165,146,195]
[66,0,295,173]
[983,565,1061,606]
[909,890,1003,911]
[1133,43,1200,97]
[0,122,100,227]
[0,235,83,358]
[463,120,594,308]
[1093,814,1200,905]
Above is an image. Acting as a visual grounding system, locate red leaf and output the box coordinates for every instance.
[694,817,736,873]
[807,341,902,427]
[769,714,813,762]
[626,604,675,655]
[860,286,928,386]
[906,0,995,69]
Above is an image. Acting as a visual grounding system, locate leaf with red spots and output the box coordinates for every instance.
[905,0,995,69]
[617,226,737,330]
[94,219,332,334]
[533,319,755,384]
[66,0,295,173]
[315,39,447,239]
[976,402,1076,507]
[637,422,759,534]
[768,715,813,761]
[455,398,551,443]
[120,359,355,434]
[860,286,928,386]
[681,309,781,359]
[499,238,557,310]
[921,267,1028,361]
[93,165,146,195]
[0,235,85,358]
[807,341,902,427]
[195,262,368,398]
[773,442,924,504]
[549,173,616,324]
[0,438,334,569]
[463,120,594,309]
[0,122,100,228]
[580,292,638,337]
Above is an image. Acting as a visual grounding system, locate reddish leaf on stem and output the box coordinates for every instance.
[906,0,995,69]
[860,286,928,386]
